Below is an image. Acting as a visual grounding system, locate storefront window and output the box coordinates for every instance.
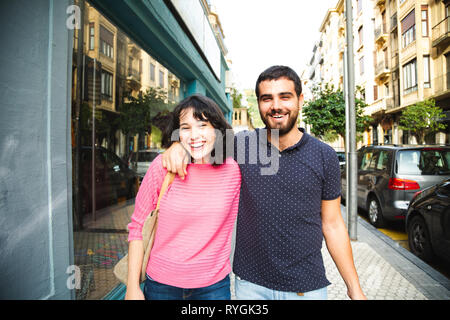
[71,0,180,299]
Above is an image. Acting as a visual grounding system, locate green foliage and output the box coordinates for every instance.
[302,84,371,143]
[117,87,174,136]
[244,90,265,128]
[399,99,447,144]
[231,87,243,109]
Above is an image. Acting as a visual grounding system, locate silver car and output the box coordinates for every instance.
[341,145,450,227]
[129,150,161,181]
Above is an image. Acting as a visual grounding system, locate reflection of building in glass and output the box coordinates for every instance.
[72,2,181,156]
[0,0,232,300]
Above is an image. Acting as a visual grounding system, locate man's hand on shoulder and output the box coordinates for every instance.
[161,142,189,179]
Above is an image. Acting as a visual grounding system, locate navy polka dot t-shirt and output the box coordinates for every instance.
[232,128,341,293]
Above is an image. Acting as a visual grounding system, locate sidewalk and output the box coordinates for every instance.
[78,201,450,300]
[315,205,450,300]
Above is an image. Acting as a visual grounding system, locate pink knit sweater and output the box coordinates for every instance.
[128,155,241,288]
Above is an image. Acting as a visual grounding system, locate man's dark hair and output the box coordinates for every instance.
[255,65,302,99]
[161,94,233,165]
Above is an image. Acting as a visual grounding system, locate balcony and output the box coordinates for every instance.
[375,60,390,82]
[126,68,141,90]
[385,97,395,111]
[368,96,393,116]
[375,0,386,9]
[431,71,450,97]
[375,25,388,46]
[432,16,450,48]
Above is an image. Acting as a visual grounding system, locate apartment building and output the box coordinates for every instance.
[304,0,450,149]
[303,0,376,151]
[430,0,450,143]
[370,0,450,145]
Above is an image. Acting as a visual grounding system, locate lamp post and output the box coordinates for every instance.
[345,0,358,240]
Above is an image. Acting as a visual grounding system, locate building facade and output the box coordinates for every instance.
[0,0,232,299]
[303,0,450,151]
[303,0,376,151]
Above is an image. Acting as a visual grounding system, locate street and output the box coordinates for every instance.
[355,207,450,282]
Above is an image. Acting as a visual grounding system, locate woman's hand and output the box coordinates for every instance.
[162,142,189,179]
[125,285,145,300]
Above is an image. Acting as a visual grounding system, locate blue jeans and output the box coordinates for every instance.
[235,276,328,300]
[143,274,231,300]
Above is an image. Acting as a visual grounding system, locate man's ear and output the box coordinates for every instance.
[298,93,304,110]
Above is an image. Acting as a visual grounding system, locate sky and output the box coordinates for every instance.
[212,0,339,91]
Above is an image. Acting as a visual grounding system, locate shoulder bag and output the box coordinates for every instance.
[113,172,175,285]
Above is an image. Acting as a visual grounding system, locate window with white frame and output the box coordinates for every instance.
[421,5,428,37]
[423,55,430,88]
[403,59,417,94]
[89,23,95,50]
[100,25,114,59]
[359,56,364,75]
[357,0,362,14]
[401,10,415,48]
[150,63,155,81]
[159,70,165,88]
[101,70,113,99]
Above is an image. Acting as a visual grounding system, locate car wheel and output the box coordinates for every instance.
[408,215,434,262]
[368,196,385,228]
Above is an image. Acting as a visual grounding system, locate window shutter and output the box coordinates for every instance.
[401,9,415,34]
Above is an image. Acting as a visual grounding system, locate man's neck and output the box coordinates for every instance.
[267,127,303,151]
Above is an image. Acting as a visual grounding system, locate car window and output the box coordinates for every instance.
[336,152,345,162]
[103,150,123,171]
[376,150,389,171]
[397,149,450,175]
[138,152,159,162]
[440,181,450,196]
[360,151,374,170]
[130,151,159,162]
[368,152,378,170]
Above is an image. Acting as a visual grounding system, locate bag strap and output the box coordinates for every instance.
[156,172,175,210]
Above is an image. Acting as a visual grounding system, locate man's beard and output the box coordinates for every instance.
[260,110,299,136]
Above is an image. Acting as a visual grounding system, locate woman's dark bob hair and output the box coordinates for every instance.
[161,94,233,165]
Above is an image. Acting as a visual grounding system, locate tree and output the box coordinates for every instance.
[302,84,371,145]
[244,89,265,128]
[399,99,446,144]
[231,87,243,109]
[117,87,174,154]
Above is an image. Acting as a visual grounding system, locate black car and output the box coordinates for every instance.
[79,146,139,214]
[406,178,450,263]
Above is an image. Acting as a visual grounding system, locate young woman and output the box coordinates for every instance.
[125,94,241,300]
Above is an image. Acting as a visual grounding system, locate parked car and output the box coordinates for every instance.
[128,149,162,181]
[79,146,139,214]
[336,151,346,169]
[406,178,450,263]
[341,145,450,227]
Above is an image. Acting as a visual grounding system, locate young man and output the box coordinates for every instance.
[162,66,366,300]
